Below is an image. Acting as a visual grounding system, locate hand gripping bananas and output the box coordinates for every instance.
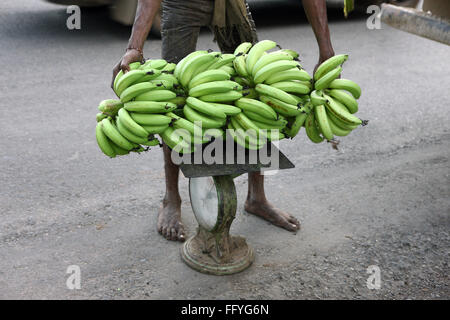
[95,46,366,157]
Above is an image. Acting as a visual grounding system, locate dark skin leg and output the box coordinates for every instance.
[157,143,185,241]
[159,148,299,240]
[245,172,300,232]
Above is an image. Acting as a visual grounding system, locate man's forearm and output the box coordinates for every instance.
[302,0,334,59]
[127,0,162,51]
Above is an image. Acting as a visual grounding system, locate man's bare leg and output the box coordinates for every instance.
[245,171,300,232]
[157,143,185,241]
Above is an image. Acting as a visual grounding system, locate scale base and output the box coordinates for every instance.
[181,229,254,275]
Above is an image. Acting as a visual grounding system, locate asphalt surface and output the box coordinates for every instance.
[0,1,449,299]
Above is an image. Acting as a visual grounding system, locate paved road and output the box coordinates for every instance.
[0,1,449,299]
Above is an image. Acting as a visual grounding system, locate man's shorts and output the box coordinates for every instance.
[161,0,258,63]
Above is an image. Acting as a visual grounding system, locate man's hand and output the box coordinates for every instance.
[314,48,335,75]
[111,49,144,89]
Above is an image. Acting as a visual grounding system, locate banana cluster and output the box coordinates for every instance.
[96,58,182,158]
[95,42,365,158]
[303,55,363,143]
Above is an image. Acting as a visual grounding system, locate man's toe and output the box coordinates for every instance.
[170,228,179,241]
[288,215,301,229]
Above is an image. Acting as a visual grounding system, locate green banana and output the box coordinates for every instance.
[141,137,162,146]
[120,82,157,103]
[130,113,173,126]
[147,59,167,70]
[251,118,287,130]
[243,111,288,127]
[310,89,328,106]
[161,62,177,73]
[314,54,348,81]
[284,112,308,138]
[326,88,358,114]
[124,101,177,113]
[186,97,227,119]
[314,66,342,91]
[230,117,265,149]
[134,90,177,102]
[323,94,362,126]
[255,84,298,105]
[113,61,142,94]
[188,80,242,97]
[265,68,311,84]
[153,73,179,85]
[235,97,278,120]
[241,88,259,99]
[148,79,174,90]
[219,65,236,76]
[100,118,135,150]
[117,108,149,138]
[326,109,359,131]
[139,68,162,82]
[265,129,285,141]
[233,54,249,77]
[115,69,148,97]
[233,113,266,138]
[98,99,123,116]
[259,95,302,117]
[234,42,253,55]
[270,81,310,95]
[166,96,186,108]
[208,102,241,116]
[198,90,243,103]
[180,53,216,87]
[327,114,352,136]
[245,40,277,75]
[166,112,205,144]
[254,60,300,84]
[173,50,208,79]
[110,142,130,156]
[141,124,169,134]
[231,76,252,87]
[188,69,231,89]
[191,52,222,78]
[328,78,361,99]
[304,113,324,143]
[160,127,193,153]
[183,105,225,129]
[116,116,149,144]
[96,122,116,157]
[281,49,300,59]
[252,51,294,76]
[207,53,236,70]
[314,105,333,140]
[96,113,107,122]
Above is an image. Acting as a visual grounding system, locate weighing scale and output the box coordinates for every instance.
[179,138,294,275]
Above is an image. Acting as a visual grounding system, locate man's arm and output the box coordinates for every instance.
[302,0,335,72]
[111,0,162,88]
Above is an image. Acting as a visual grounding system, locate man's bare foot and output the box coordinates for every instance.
[244,199,300,232]
[157,198,185,241]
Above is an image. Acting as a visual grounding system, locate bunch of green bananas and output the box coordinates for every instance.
[225,40,312,149]
[95,44,365,157]
[300,55,363,143]
[96,58,183,157]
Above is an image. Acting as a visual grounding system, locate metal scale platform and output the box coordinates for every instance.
[178,137,294,275]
